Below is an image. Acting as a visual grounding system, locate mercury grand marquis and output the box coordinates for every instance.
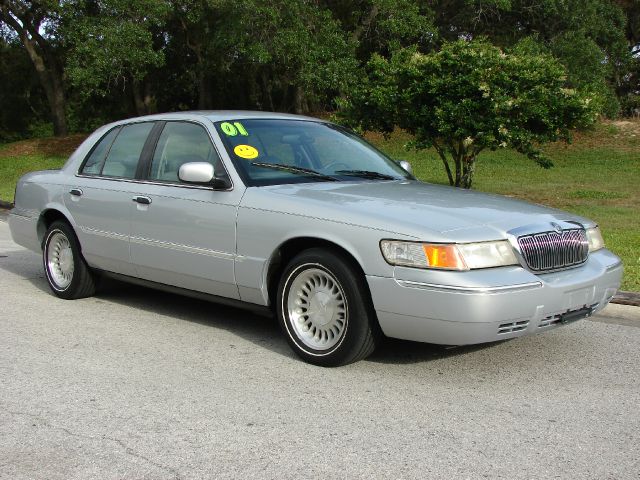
[8,111,623,366]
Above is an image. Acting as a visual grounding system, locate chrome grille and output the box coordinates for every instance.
[517,228,588,272]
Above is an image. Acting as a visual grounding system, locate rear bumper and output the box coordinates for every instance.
[8,210,41,253]
[366,249,623,345]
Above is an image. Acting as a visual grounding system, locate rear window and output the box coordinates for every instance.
[81,127,120,175]
[101,123,154,178]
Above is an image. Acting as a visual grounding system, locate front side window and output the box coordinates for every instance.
[100,122,154,178]
[149,122,221,183]
[214,119,410,186]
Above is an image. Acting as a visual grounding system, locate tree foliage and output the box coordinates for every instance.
[63,0,170,103]
[341,39,598,188]
[0,0,638,141]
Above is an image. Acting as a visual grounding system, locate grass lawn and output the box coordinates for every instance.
[1,122,638,290]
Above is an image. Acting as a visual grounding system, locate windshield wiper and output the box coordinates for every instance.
[334,170,396,180]
[251,162,337,181]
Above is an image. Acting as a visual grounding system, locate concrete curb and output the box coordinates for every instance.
[598,303,640,321]
[611,291,640,307]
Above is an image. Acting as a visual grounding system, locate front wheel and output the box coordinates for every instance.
[43,221,96,299]
[277,248,380,366]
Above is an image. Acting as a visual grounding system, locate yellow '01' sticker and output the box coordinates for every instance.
[221,121,249,136]
[234,144,259,159]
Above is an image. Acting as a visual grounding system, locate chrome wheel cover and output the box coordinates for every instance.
[287,267,347,351]
[46,231,74,289]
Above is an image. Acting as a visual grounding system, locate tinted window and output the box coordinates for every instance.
[81,127,120,175]
[149,122,221,183]
[101,122,154,178]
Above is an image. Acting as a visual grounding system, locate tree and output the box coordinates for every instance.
[166,0,358,113]
[169,0,221,110]
[63,0,170,116]
[0,36,48,140]
[0,0,68,135]
[340,39,598,188]
[428,0,631,117]
[214,0,358,113]
[323,0,437,59]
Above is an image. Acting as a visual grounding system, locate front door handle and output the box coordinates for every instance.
[69,188,83,197]
[132,196,152,205]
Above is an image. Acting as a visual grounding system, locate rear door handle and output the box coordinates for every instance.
[132,196,152,205]
[69,188,83,197]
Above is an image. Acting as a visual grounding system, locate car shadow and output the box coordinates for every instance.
[366,338,506,365]
[0,250,506,366]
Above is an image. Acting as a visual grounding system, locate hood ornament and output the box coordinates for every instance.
[551,222,563,233]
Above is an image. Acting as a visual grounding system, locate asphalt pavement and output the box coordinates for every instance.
[0,216,639,479]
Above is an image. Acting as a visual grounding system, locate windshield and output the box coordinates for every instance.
[213,119,411,186]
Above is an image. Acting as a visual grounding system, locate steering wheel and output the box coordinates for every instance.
[321,161,350,173]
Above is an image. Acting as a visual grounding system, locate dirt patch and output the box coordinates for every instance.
[610,119,640,136]
[0,134,88,159]
[543,118,640,153]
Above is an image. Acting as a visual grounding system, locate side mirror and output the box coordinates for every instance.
[397,159,413,175]
[179,162,230,189]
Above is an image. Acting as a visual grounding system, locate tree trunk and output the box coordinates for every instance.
[49,74,68,136]
[4,13,68,136]
[132,78,155,116]
[294,85,304,114]
[262,72,275,111]
[352,6,379,42]
[248,69,261,110]
[433,141,454,186]
[279,84,290,112]
[197,69,212,109]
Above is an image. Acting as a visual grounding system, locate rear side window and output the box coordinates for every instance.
[149,122,221,183]
[101,122,154,178]
[81,127,120,175]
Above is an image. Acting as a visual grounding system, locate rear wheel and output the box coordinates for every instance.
[277,248,380,366]
[43,221,96,299]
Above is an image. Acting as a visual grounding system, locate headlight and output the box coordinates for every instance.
[586,226,604,252]
[380,240,518,270]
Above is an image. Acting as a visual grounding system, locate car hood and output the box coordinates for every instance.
[242,180,592,242]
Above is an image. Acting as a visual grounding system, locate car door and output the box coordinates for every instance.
[65,121,156,276]
[129,120,242,299]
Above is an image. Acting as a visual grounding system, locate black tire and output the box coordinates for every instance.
[277,248,380,366]
[42,220,96,299]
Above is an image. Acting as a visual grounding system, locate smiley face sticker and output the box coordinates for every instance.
[234,144,259,159]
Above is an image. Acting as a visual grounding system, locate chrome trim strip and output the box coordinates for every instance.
[605,260,623,272]
[129,236,235,260]
[396,279,543,294]
[10,208,39,217]
[79,226,128,241]
[74,174,233,192]
[8,212,36,222]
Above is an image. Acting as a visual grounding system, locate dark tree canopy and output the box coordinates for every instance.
[0,0,638,140]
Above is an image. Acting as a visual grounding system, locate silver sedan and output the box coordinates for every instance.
[8,111,623,366]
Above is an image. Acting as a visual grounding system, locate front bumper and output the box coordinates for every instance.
[366,248,622,345]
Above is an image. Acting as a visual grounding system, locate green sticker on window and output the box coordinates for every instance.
[221,121,249,136]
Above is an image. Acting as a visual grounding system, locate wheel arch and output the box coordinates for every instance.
[37,207,76,246]
[265,236,371,310]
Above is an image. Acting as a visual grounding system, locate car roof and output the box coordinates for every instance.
[110,110,322,125]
